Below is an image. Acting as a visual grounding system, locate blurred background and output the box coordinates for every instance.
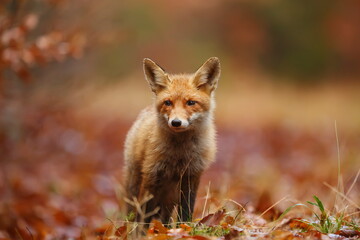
[1,0,360,239]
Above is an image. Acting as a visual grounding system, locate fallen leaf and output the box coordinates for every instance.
[115,225,127,238]
[336,229,360,238]
[271,229,294,240]
[221,215,235,227]
[185,236,210,240]
[199,209,226,227]
[148,220,168,234]
[224,228,242,240]
[288,218,312,230]
[179,223,192,232]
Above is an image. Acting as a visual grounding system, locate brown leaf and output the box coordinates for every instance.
[256,191,280,221]
[336,229,360,238]
[199,209,226,227]
[15,66,32,83]
[224,227,243,240]
[115,225,127,238]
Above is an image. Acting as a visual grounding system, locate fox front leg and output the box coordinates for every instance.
[178,174,200,222]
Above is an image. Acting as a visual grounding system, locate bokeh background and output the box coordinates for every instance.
[1,0,360,239]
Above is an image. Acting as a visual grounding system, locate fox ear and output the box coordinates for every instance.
[194,57,220,93]
[143,58,169,94]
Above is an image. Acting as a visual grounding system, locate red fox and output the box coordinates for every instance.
[124,57,220,224]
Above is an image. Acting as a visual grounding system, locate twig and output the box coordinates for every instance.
[259,195,288,219]
[323,182,360,209]
[345,168,360,196]
[202,181,211,219]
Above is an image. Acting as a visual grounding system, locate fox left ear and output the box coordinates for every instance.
[193,57,221,93]
[143,58,169,94]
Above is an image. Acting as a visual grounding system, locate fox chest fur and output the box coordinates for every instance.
[124,57,220,224]
[142,119,213,183]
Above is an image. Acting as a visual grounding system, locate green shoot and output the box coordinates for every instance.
[306,195,343,233]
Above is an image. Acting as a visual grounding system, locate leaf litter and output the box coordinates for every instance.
[0,101,359,239]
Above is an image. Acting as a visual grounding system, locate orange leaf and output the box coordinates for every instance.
[288,218,312,230]
[179,223,192,232]
[303,230,322,240]
[221,215,235,226]
[271,229,294,239]
[185,236,210,240]
[148,220,168,234]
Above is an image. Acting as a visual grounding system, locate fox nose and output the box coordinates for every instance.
[171,119,182,127]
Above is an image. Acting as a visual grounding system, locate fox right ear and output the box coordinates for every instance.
[193,57,221,93]
[143,58,169,94]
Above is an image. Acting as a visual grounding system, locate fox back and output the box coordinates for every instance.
[124,57,220,224]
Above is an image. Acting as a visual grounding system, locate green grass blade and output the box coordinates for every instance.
[307,201,318,207]
[270,203,309,229]
[313,196,325,213]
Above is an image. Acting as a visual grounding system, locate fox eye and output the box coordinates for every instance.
[186,100,196,106]
[164,100,172,106]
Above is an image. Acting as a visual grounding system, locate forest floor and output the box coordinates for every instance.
[0,78,359,239]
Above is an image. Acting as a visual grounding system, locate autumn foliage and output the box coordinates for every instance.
[0,0,86,85]
[0,1,360,240]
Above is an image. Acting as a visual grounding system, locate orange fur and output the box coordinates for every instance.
[124,57,220,223]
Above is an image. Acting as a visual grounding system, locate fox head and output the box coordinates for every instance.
[143,57,220,132]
